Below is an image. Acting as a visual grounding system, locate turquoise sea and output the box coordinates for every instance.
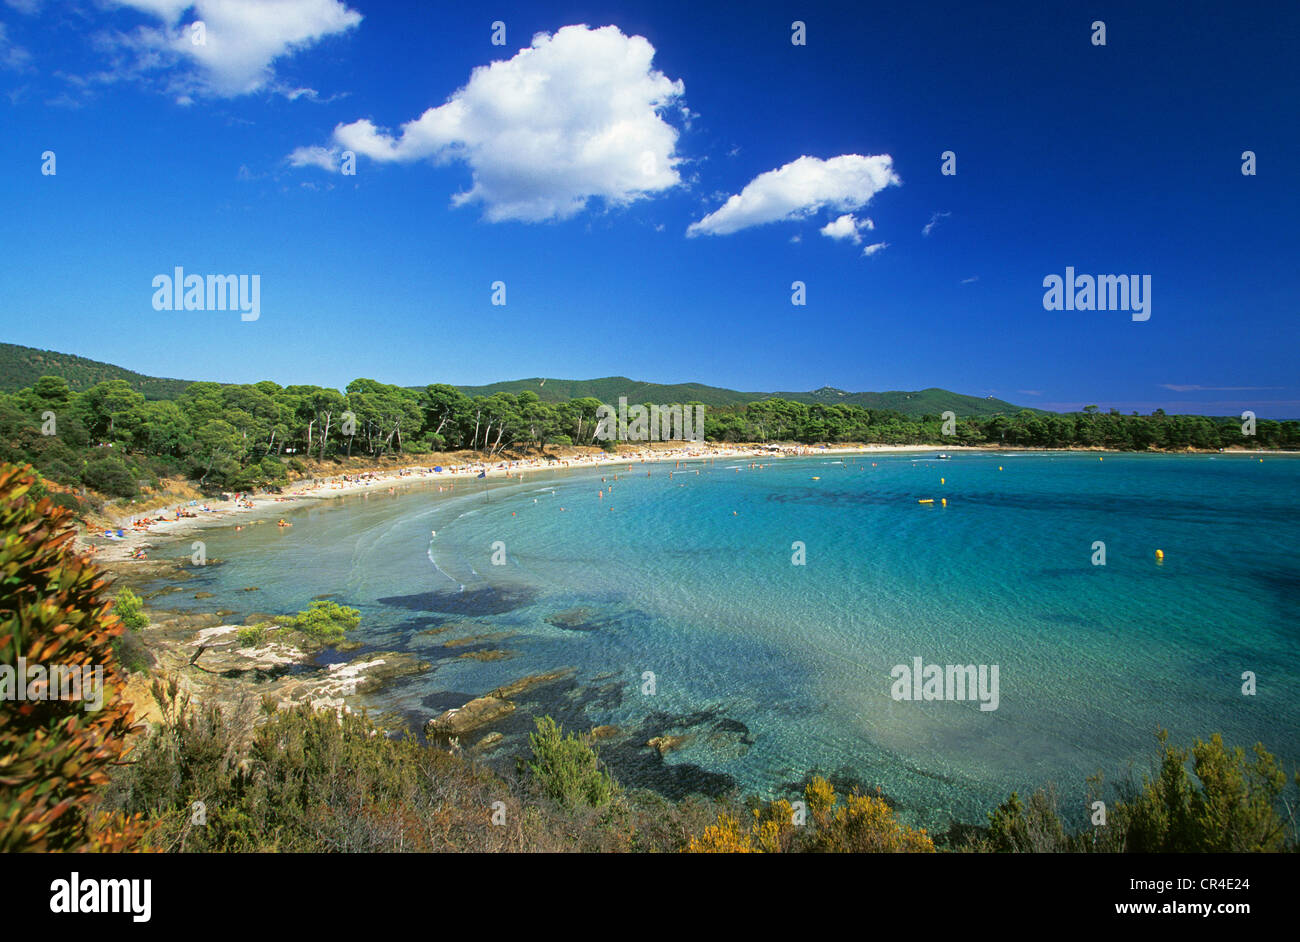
[157,452,1300,827]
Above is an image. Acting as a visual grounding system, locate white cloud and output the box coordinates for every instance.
[288,144,340,171]
[687,154,899,237]
[0,23,33,71]
[819,212,873,243]
[4,0,43,14]
[960,275,978,284]
[1159,384,1281,393]
[315,24,686,223]
[861,241,888,257]
[922,210,951,236]
[104,0,362,98]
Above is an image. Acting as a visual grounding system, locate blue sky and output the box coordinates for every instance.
[1,0,1296,416]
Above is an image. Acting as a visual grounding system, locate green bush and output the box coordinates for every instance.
[110,689,518,852]
[984,787,1069,852]
[235,625,269,648]
[113,587,148,630]
[1112,730,1291,852]
[81,455,138,499]
[258,456,288,485]
[522,716,617,810]
[283,600,360,646]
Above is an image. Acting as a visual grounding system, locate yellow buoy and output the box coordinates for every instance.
[998,466,1002,471]
[811,476,820,480]
[1155,549,1164,559]
[941,498,947,506]
[940,477,945,484]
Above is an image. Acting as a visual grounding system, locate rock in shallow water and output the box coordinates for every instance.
[426,695,515,735]
[647,734,691,755]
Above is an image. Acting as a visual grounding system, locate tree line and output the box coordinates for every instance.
[0,374,1295,498]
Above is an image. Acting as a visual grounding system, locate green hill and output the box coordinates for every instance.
[0,343,195,400]
[0,343,1030,417]
[455,377,1026,417]
[454,376,768,409]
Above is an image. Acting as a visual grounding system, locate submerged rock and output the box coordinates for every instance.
[488,667,578,700]
[545,607,601,630]
[457,648,512,661]
[442,631,513,648]
[648,734,691,755]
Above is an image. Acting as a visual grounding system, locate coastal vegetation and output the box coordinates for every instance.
[281,600,362,648]
[1,370,1295,503]
[114,587,148,630]
[0,464,146,851]
[3,458,1296,854]
[95,689,1300,854]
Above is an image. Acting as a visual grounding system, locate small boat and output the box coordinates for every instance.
[935,454,952,460]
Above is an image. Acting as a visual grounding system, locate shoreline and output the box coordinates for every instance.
[76,442,1294,564]
[83,442,1300,814]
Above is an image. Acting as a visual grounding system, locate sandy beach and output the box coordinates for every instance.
[76,442,1290,565]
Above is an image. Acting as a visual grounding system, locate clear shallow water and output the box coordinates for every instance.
[161,453,1300,827]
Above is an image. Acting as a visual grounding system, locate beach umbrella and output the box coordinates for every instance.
[433,466,444,472]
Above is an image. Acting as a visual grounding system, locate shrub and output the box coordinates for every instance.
[81,455,138,499]
[522,716,617,810]
[235,625,268,648]
[111,690,520,853]
[282,600,361,646]
[687,776,934,853]
[985,787,1069,852]
[1113,729,1291,853]
[0,462,147,851]
[113,587,148,630]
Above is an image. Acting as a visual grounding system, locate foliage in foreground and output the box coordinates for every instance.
[104,685,721,853]
[687,777,936,853]
[95,673,1298,854]
[521,716,618,810]
[0,463,147,851]
[971,729,1296,853]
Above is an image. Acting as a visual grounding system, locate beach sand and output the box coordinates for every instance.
[76,442,1288,564]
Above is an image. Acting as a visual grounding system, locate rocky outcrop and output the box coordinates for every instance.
[426,696,515,735]
[487,667,577,700]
